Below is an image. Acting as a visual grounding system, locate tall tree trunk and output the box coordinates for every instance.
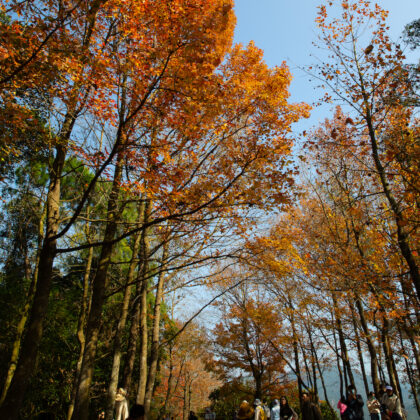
[332,294,355,390]
[162,343,175,417]
[380,316,403,407]
[0,141,68,419]
[306,323,318,400]
[301,343,313,391]
[354,296,380,394]
[401,287,420,374]
[136,200,151,405]
[67,238,94,420]
[0,204,46,405]
[122,270,142,394]
[332,294,355,387]
[182,374,189,420]
[332,324,344,398]
[399,327,420,415]
[71,147,125,420]
[291,315,303,412]
[105,208,144,420]
[313,342,332,410]
[144,242,169,415]
[350,306,369,397]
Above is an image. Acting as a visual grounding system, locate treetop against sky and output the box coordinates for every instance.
[233,0,420,129]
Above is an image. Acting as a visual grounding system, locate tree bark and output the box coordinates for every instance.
[122,270,142,394]
[351,310,369,397]
[162,343,175,416]
[354,296,380,394]
[332,294,355,390]
[105,208,143,420]
[144,242,169,415]
[0,204,46,405]
[67,238,94,420]
[0,141,68,419]
[380,316,403,407]
[71,147,125,420]
[136,200,151,405]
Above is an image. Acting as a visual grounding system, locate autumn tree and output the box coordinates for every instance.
[211,282,288,399]
[312,0,419,301]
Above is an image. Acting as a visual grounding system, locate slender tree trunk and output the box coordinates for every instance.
[354,297,380,394]
[313,343,332,410]
[144,242,168,415]
[401,289,420,374]
[301,343,313,391]
[162,343,175,416]
[105,209,143,420]
[306,324,318,400]
[399,327,420,415]
[183,375,189,420]
[347,218,382,395]
[0,205,46,405]
[67,238,94,420]
[122,270,142,394]
[332,324,344,398]
[332,294,355,390]
[71,148,125,420]
[136,201,151,405]
[380,317,403,406]
[291,317,303,412]
[350,306,369,397]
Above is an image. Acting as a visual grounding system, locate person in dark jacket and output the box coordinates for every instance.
[343,386,364,420]
[188,411,198,420]
[279,396,295,420]
[301,392,323,420]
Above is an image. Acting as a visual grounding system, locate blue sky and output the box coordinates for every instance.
[233,0,420,129]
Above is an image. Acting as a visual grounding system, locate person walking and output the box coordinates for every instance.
[301,392,323,420]
[367,391,381,420]
[237,400,254,420]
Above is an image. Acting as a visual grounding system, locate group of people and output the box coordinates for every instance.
[366,385,404,420]
[103,383,405,420]
[236,392,322,420]
[337,384,404,420]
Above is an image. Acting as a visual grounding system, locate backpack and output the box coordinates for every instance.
[258,406,267,420]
